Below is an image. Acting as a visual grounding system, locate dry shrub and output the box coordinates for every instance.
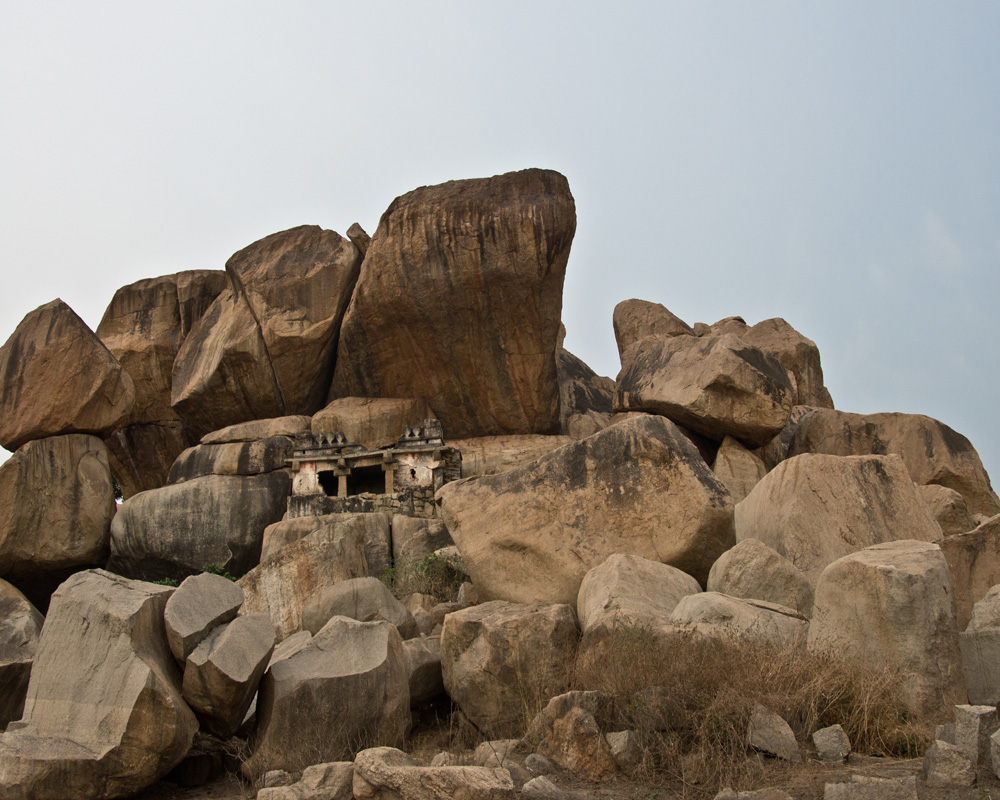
[573,622,929,794]
[380,552,468,602]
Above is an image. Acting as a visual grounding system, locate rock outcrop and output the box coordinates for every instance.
[329,169,576,439]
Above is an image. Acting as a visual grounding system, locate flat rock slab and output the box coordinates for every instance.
[353,746,515,800]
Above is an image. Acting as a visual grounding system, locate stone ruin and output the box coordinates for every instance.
[287,419,462,520]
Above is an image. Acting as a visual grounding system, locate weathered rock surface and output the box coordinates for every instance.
[172,226,361,437]
[301,577,418,640]
[201,415,312,444]
[735,454,941,585]
[353,746,515,800]
[182,613,276,738]
[959,587,1000,705]
[940,514,1000,631]
[807,541,966,723]
[167,435,293,483]
[783,407,1000,517]
[163,572,245,663]
[812,724,850,763]
[0,580,43,728]
[438,415,735,605]
[670,593,808,651]
[240,518,369,640]
[257,761,354,800]
[612,299,693,361]
[311,397,435,450]
[441,601,578,737]
[329,169,576,439]
[448,434,575,478]
[0,570,197,799]
[108,471,290,581]
[954,704,998,766]
[614,333,795,447]
[260,511,390,578]
[0,299,135,451]
[557,346,613,439]
[919,484,976,537]
[710,316,833,408]
[97,270,228,496]
[748,703,800,762]
[707,538,814,617]
[392,516,453,564]
[537,706,619,781]
[922,740,976,788]
[244,616,409,776]
[822,775,918,800]
[712,436,767,504]
[0,434,116,601]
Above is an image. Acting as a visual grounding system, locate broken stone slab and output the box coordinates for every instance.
[164,571,244,663]
[244,617,409,777]
[954,703,999,767]
[922,740,976,788]
[182,613,276,739]
[441,601,579,738]
[301,577,418,640]
[537,705,620,781]
[747,703,800,762]
[707,538,814,617]
[0,569,197,799]
[812,724,850,763]
[822,775,918,799]
[352,746,515,800]
[256,761,354,800]
[0,299,135,451]
[0,579,43,728]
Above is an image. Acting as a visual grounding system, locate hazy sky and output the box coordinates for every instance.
[2,2,999,483]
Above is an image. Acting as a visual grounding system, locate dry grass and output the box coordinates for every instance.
[573,622,930,795]
[380,552,468,602]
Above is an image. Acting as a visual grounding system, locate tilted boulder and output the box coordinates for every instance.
[735,454,942,585]
[240,518,369,640]
[707,538,814,617]
[329,169,576,439]
[783,407,1000,518]
[311,397,435,450]
[612,299,694,361]
[0,570,197,799]
[440,601,578,737]
[447,434,574,478]
[301,577,418,640]
[108,471,290,581]
[182,613,276,739]
[172,226,361,438]
[97,270,228,497]
[710,316,833,408]
[0,299,135,451]
[353,746,514,800]
[712,436,767,504]
[614,333,795,446]
[438,415,735,605]
[163,572,245,663]
[0,580,43,728]
[0,434,116,604]
[670,593,808,651]
[167,435,293,484]
[201,415,312,444]
[244,616,409,776]
[807,541,967,723]
[939,514,1000,631]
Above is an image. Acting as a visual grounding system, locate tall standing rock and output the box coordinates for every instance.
[0,299,135,451]
[437,414,735,605]
[329,169,576,439]
[171,226,361,438]
[97,270,228,497]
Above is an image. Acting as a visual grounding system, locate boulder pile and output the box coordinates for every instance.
[0,167,996,798]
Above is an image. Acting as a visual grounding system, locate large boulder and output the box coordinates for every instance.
[301,577,418,640]
[670,593,808,651]
[807,541,967,723]
[0,434,116,605]
[783,407,1000,518]
[171,226,361,438]
[447,434,574,478]
[240,517,369,640]
[556,345,613,439]
[163,572,245,663]
[710,316,833,408]
[0,570,197,799]
[707,538,814,617]
[734,454,942,585]
[0,299,135,451]
[437,415,735,606]
[0,580,43,728]
[440,600,578,737]
[167,436,294,484]
[938,514,1000,631]
[329,169,576,439]
[711,436,767,504]
[201,415,312,444]
[613,333,795,446]
[107,471,290,581]
[311,397,435,450]
[97,270,228,497]
[244,616,409,777]
[612,299,693,361]
[259,512,390,578]
[919,484,976,537]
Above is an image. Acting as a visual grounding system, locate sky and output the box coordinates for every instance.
[2,2,999,483]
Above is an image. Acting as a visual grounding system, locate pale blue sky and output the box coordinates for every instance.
[2,2,999,482]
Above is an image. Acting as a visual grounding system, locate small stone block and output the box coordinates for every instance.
[923,740,976,788]
[812,724,850,763]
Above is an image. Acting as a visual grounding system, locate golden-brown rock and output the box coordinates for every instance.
[311,397,434,449]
